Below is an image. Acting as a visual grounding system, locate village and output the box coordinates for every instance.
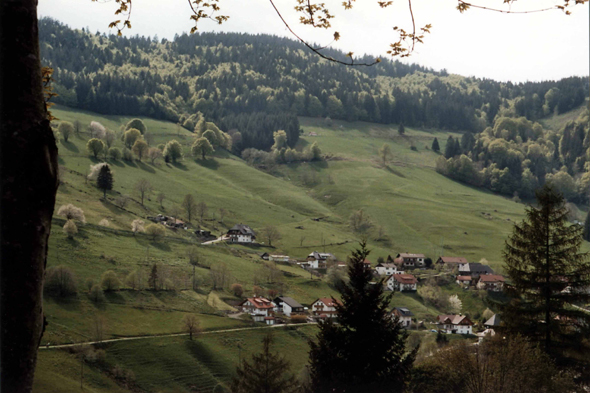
[192,222,506,338]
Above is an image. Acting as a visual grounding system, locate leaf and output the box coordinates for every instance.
[334,31,341,41]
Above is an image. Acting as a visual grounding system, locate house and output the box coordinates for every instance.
[436,256,469,269]
[274,296,305,317]
[311,297,342,318]
[238,297,275,317]
[437,314,474,335]
[375,262,404,276]
[264,316,276,325]
[459,262,494,277]
[394,253,425,268]
[456,275,472,286]
[363,259,372,270]
[477,275,505,291]
[384,274,418,292]
[484,314,501,328]
[391,307,414,328]
[227,224,256,243]
[305,251,335,269]
[269,255,290,263]
[259,252,270,260]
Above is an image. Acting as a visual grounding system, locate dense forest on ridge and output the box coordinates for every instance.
[40,18,588,154]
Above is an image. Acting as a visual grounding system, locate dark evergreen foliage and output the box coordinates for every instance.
[231,333,299,393]
[431,137,440,153]
[96,165,113,198]
[38,18,588,138]
[307,241,417,393]
[398,123,405,135]
[501,185,590,375]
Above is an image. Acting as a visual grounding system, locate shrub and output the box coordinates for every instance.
[101,270,121,291]
[163,140,183,163]
[86,138,105,158]
[231,283,244,297]
[290,315,308,324]
[108,147,122,160]
[63,220,78,239]
[85,278,95,292]
[90,284,105,303]
[57,203,86,223]
[125,118,147,134]
[145,223,166,241]
[98,219,110,227]
[45,266,77,297]
[131,219,145,235]
[58,121,74,142]
[122,147,134,161]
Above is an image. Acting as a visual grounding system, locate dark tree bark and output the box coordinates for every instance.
[1,1,59,392]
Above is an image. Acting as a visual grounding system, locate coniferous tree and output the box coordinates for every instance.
[231,333,299,393]
[444,135,455,158]
[431,137,440,153]
[397,123,405,135]
[307,241,417,393]
[96,164,113,199]
[501,185,590,374]
[148,264,158,290]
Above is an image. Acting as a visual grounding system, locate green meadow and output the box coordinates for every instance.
[35,104,588,393]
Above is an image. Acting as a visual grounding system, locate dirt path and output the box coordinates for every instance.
[39,322,317,350]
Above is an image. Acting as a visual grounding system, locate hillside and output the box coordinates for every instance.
[35,102,590,392]
[39,17,588,144]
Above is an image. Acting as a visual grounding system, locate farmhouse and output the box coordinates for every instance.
[391,307,414,328]
[227,224,256,243]
[375,262,404,276]
[437,314,474,335]
[273,296,305,317]
[269,254,290,262]
[394,253,426,268]
[384,274,418,292]
[238,297,275,317]
[456,275,472,286]
[436,256,469,268]
[305,251,336,269]
[459,262,494,277]
[363,259,372,270]
[311,297,342,318]
[477,275,505,291]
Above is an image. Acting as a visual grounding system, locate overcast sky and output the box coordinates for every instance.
[38,0,589,83]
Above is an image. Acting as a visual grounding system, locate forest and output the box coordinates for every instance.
[40,18,588,156]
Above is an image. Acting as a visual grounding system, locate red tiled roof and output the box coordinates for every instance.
[241,297,274,309]
[393,274,417,284]
[439,256,468,264]
[363,259,371,264]
[398,253,425,258]
[479,275,505,283]
[315,297,342,307]
[457,275,472,281]
[437,314,473,326]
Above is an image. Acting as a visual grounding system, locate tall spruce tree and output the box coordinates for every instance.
[231,333,299,393]
[501,185,590,373]
[431,137,440,153]
[444,135,456,158]
[307,241,417,393]
[96,164,113,199]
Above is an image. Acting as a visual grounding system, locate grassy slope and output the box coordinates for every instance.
[38,104,588,393]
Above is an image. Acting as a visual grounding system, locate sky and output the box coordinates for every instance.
[38,0,589,83]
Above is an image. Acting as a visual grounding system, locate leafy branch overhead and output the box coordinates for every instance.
[102,0,588,64]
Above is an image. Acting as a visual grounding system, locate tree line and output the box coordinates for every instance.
[40,17,588,140]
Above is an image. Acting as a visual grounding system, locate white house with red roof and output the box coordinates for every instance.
[238,297,275,318]
[436,256,469,269]
[456,275,473,286]
[375,262,404,276]
[437,314,474,335]
[384,274,418,292]
[311,297,342,318]
[394,253,426,268]
[476,275,505,291]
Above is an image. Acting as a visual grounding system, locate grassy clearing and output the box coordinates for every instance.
[34,325,318,393]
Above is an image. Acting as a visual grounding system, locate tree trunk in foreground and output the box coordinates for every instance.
[1,1,59,392]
